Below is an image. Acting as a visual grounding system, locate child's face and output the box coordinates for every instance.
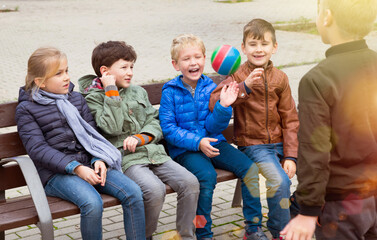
[40,58,70,94]
[106,59,134,89]
[241,32,277,68]
[172,46,205,86]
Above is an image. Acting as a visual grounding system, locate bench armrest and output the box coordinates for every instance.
[0,157,54,240]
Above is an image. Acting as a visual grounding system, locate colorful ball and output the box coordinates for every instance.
[211,45,241,75]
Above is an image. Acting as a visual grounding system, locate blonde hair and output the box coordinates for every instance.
[323,0,377,39]
[25,47,67,91]
[170,34,206,62]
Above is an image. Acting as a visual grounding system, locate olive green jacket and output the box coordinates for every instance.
[79,75,170,171]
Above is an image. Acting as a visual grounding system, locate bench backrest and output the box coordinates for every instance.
[0,74,230,198]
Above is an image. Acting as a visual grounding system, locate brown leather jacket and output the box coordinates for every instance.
[209,61,299,158]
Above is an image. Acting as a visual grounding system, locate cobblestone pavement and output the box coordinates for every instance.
[5,177,298,239]
[1,0,377,239]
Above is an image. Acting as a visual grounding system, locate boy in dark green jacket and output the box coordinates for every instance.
[79,41,199,240]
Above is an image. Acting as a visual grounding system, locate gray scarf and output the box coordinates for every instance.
[32,89,122,171]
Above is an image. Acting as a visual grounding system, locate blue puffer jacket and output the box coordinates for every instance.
[159,74,232,159]
[15,83,95,186]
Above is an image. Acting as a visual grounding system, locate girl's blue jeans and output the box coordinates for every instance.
[239,142,291,238]
[44,169,145,240]
[175,141,260,240]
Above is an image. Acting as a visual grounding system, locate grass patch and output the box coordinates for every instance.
[0,6,19,13]
[214,0,252,3]
[274,17,318,35]
[274,17,377,35]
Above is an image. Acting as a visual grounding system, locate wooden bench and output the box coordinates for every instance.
[0,74,242,240]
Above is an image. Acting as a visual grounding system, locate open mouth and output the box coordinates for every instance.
[189,68,199,73]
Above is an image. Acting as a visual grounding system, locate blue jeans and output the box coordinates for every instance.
[175,141,260,239]
[45,169,145,240]
[239,142,291,238]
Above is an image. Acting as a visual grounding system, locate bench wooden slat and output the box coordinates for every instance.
[0,102,17,128]
[0,164,26,191]
[0,132,27,159]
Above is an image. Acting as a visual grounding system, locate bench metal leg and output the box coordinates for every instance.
[231,178,242,207]
[1,157,54,240]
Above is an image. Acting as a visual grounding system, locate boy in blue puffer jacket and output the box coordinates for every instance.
[159,34,261,240]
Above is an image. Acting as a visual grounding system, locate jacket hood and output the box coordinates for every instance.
[78,74,98,96]
[18,82,76,103]
[162,74,213,92]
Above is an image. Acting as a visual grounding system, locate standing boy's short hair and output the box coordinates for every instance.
[171,34,206,62]
[243,18,276,44]
[321,0,377,39]
[92,41,137,77]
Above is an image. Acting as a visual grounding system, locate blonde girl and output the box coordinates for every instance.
[16,47,146,240]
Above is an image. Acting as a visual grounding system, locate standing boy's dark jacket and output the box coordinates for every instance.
[296,40,377,216]
[15,84,95,186]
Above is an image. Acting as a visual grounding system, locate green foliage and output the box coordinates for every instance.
[273,17,318,35]
[214,0,252,3]
[0,6,19,13]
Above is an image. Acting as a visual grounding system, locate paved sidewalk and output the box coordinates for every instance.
[1,0,377,239]
[4,176,298,240]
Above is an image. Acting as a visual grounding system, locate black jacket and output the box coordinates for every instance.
[296,40,377,216]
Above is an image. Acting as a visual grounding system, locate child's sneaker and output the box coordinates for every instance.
[243,228,268,240]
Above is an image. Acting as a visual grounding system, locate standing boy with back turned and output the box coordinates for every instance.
[281,0,377,239]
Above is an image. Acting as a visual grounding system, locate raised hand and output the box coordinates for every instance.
[219,81,239,108]
[245,68,264,89]
[100,71,116,88]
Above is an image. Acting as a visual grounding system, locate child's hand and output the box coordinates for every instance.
[74,165,102,185]
[219,81,239,108]
[245,68,264,89]
[124,136,138,153]
[100,71,116,88]
[94,161,107,186]
[199,138,220,158]
[280,214,317,240]
[282,159,296,179]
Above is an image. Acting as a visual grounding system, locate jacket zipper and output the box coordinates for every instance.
[264,71,271,143]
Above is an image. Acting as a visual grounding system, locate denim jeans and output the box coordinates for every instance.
[125,160,199,239]
[175,141,260,239]
[239,142,291,238]
[45,169,145,240]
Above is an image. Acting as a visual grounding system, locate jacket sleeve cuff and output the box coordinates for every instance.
[244,82,252,94]
[283,157,297,163]
[65,161,82,175]
[299,205,322,216]
[104,85,121,101]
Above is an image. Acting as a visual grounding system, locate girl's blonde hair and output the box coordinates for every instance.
[170,34,206,62]
[25,47,67,91]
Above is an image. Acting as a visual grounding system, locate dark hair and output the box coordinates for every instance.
[91,41,137,77]
[243,18,276,44]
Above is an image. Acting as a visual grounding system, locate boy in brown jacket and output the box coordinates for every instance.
[282,0,377,239]
[209,18,299,240]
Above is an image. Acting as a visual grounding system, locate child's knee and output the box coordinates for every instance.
[143,181,166,204]
[80,196,104,217]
